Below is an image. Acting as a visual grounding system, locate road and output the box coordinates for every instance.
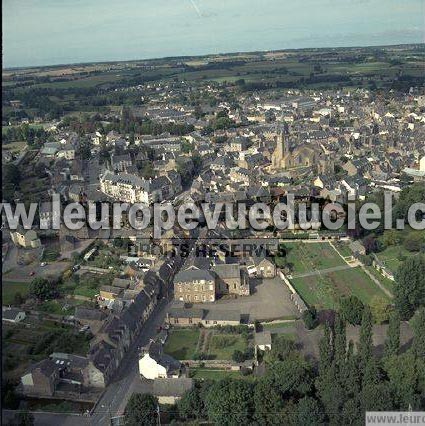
[90,297,172,425]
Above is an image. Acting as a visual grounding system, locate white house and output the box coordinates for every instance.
[138,342,180,380]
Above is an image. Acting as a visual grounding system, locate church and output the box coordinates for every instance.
[271,129,333,175]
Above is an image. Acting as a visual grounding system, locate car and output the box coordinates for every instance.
[40,262,47,267]
[29,271,35,276]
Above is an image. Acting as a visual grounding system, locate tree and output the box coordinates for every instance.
[302,306,318,330]
[205,379,254,425]
[370,295,391,324]
[403,232,424,252]
[267,358,313,397]
[358,306,373,368]
[363,235,379,254]
[124,393,158,426]
[411,308,425,358]
[382,229,400,247]
[393,183,425,224]
[384,311,400,357]
[340,296,364,325]
[264,335,296,363]
[384,352,423,409]
[253,378,286,425]
[333,314,346,369]
[178,386,205,420]
[232,350,246,363]
[293,396,325,426]
[394,255,425,319]
[29,277,56,300]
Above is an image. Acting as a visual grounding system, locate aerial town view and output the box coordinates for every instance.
[2,1,425,425]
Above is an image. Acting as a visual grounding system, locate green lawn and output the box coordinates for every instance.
[164,329,200,360]
[207,334,248,360]
[290,266,390,310]
[2,281,30,305]
[333,242,353,258]
[282,242,346,274]
[262,321,296,331]
[73,286,98,299]
[191,368,254,381]
[39,300,74,315]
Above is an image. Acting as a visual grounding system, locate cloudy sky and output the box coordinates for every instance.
[3,0,424,68]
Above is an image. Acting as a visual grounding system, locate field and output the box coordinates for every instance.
[282,242,347,274]
[164,329,200,360]
[207,334,248,360]
[2,281,30,304]
[290,266,390,310]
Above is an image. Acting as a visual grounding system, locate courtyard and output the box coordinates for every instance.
[191,276,300,321]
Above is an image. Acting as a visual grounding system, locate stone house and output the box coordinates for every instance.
[211,263,250,296]
[173,269,216,303]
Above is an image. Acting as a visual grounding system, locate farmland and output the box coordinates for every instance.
[290,266,390,310]
[282,241,347,274]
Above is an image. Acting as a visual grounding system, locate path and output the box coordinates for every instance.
[359,263,393,299]
[291,264,354,279]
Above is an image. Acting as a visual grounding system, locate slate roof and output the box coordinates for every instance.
[174,269,215,283]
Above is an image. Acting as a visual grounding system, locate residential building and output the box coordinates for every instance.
[173,269,216,303]
[139,341,181,380]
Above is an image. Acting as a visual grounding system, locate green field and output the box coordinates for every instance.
[333,241,353,258]
[207,334,248,360]
[262,321,296,331]
[164,329,200,360]
[374,245,416,275]
[290,266,390,310]
[2,281,30,305]
[283,242,346,274]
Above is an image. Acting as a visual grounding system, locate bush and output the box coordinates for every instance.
[302,306,319,330]
[403,233,424,252]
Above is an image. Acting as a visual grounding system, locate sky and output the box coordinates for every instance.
[3,0,424,68]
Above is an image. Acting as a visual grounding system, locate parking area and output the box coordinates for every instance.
[192,277,299,322]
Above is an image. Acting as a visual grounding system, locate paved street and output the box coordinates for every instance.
[90,298,172,425]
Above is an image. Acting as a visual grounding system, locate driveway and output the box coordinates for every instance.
[192,277,300,321]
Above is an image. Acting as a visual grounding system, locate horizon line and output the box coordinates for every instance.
[3,41,424,72]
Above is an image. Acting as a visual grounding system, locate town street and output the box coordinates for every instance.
[90,297,172,425]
